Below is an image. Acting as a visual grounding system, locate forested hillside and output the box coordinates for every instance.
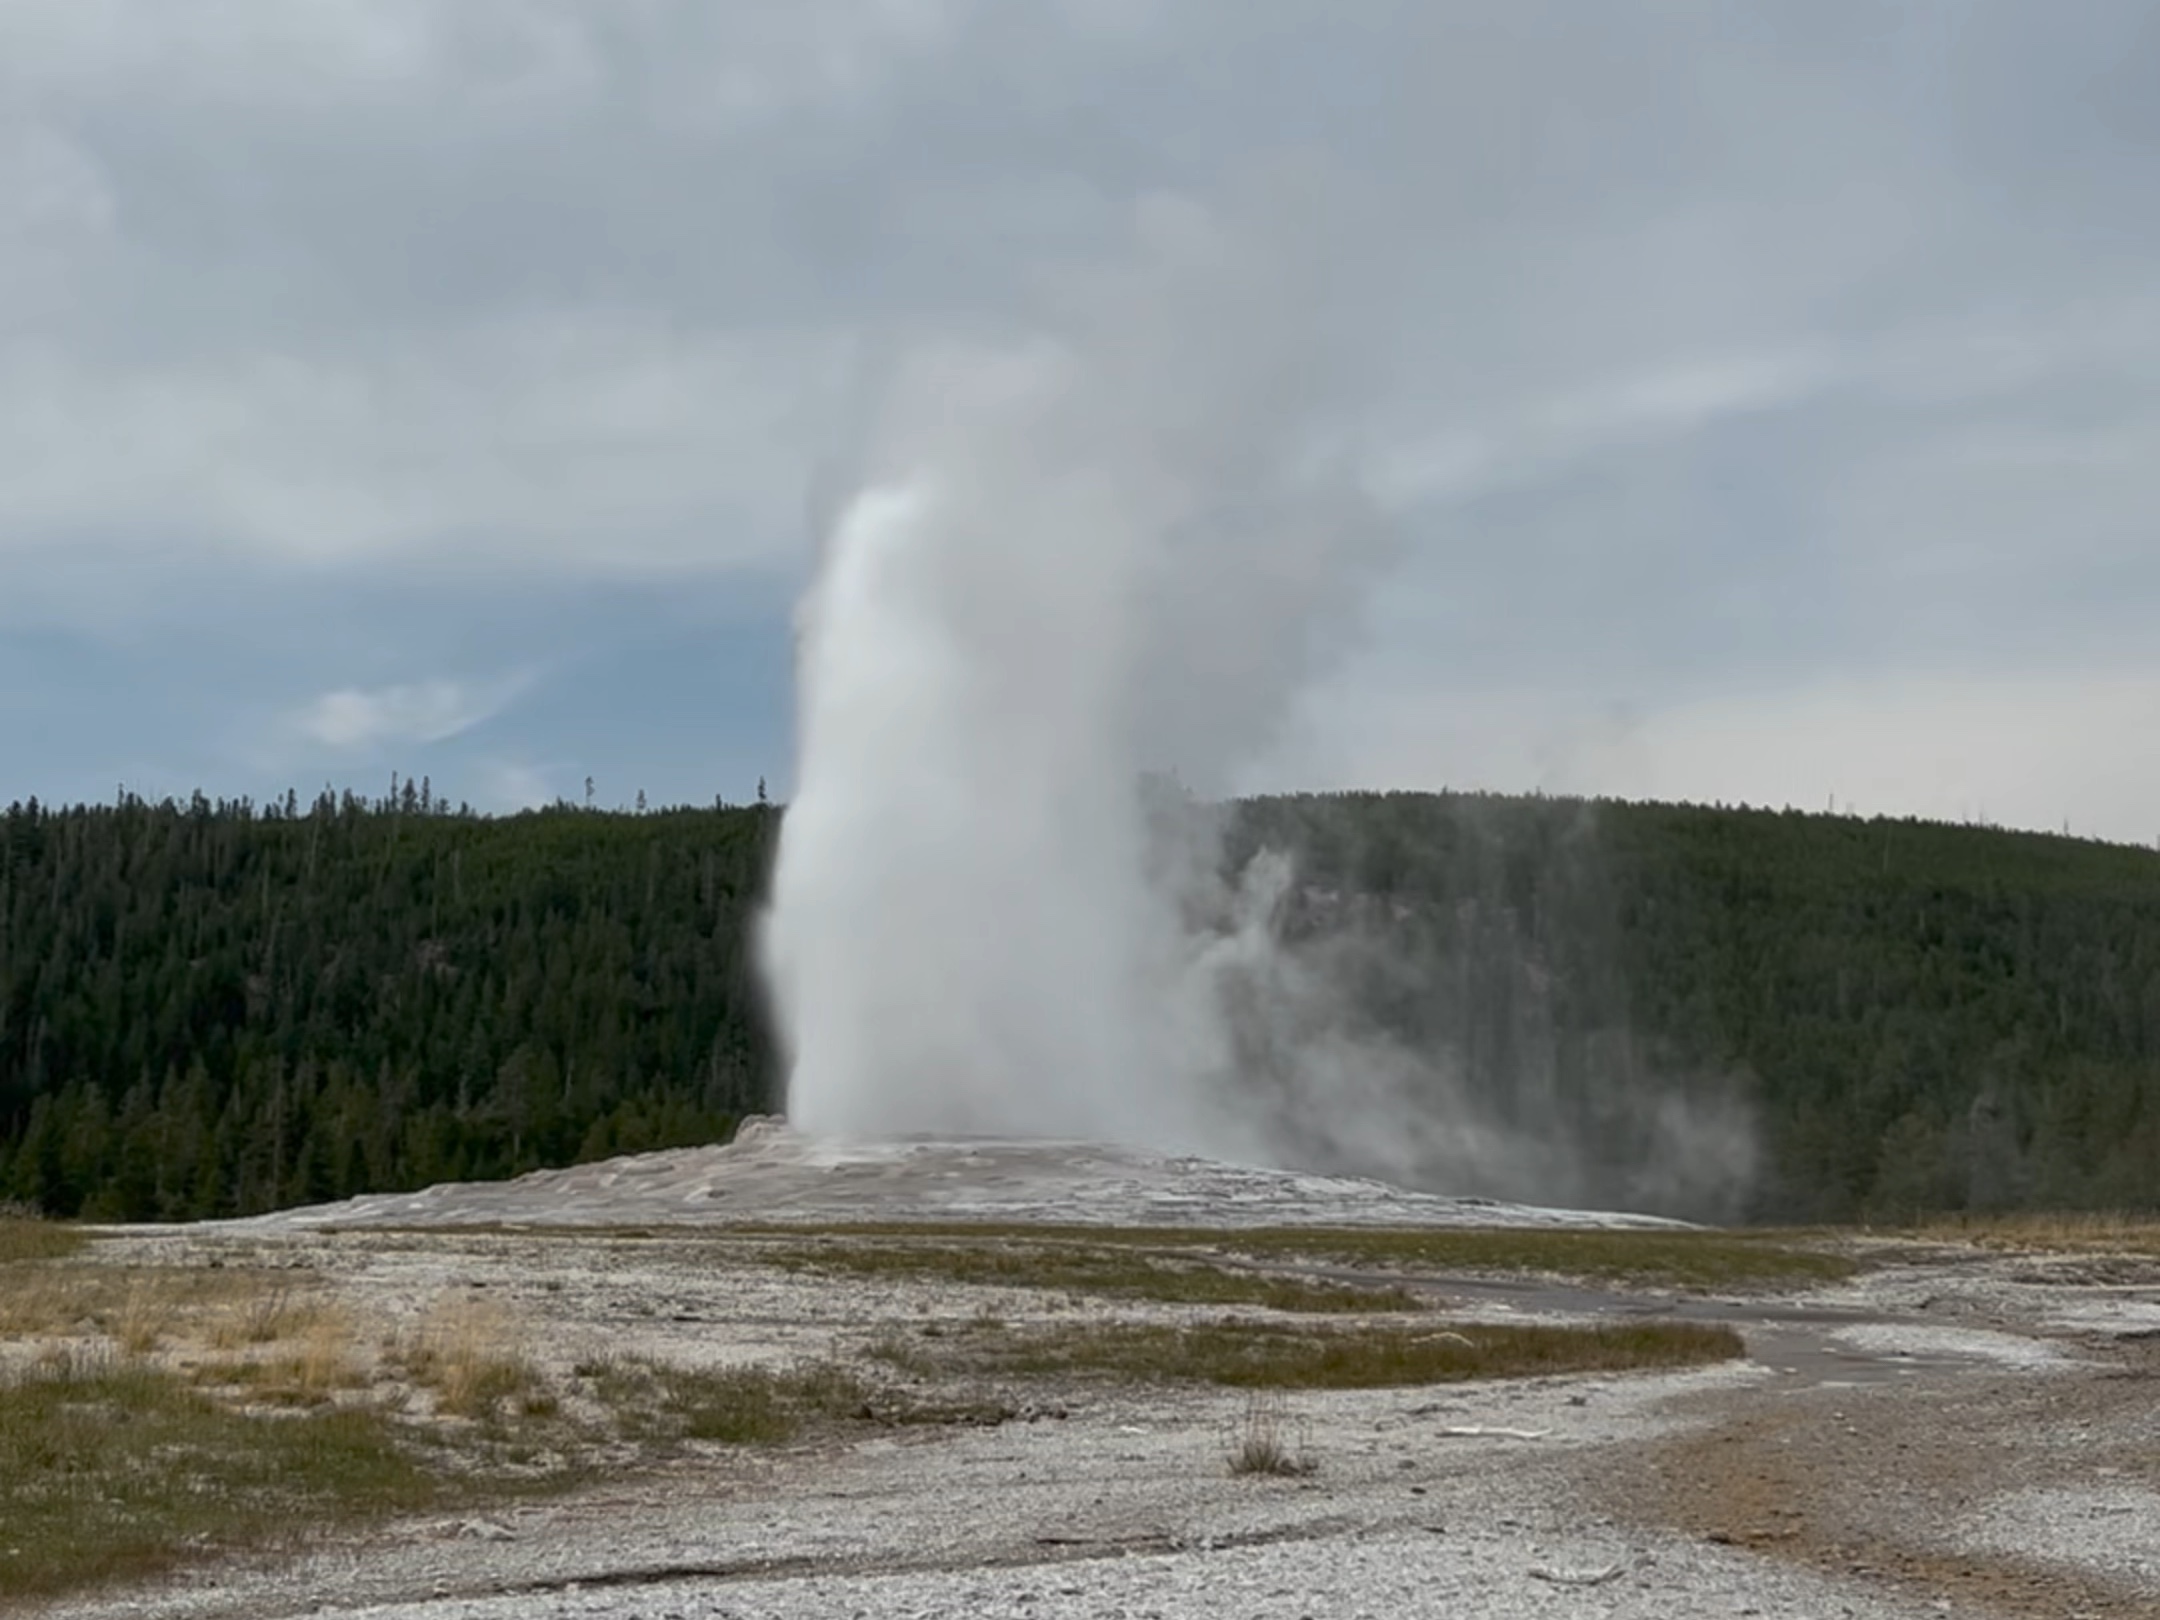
[0,790,777,1220]
[1230,794,2160,1219]
[3,788,2157,1222]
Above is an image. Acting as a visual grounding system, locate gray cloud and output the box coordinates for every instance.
[1,1,2157,830]
[291,672,530,753]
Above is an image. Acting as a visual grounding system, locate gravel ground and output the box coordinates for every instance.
[46,1365,1946,1620]
[319,1523,1955,1620]
[1825,1321,2079,1368]
[31,1136,2160,1620]
[1961,1484,2160,1592]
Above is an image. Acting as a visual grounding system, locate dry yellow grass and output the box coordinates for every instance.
[201,1305,371,1406]
[0,1216,88,1265]
[1902,1211,2160,1255]
[203,1283,341,1350]
[115,1282,174,1357]
[0,1259,349,1370]
[0,1257,540,1418]
[1227,1390,1316,1477]
[293,1305,365,1393]
[393,1296,547,1420]
[3,1264,256,1342]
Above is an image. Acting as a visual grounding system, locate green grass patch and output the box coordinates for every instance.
[1214,1227,1854,1291]
[756,1238,1424,1312]
[740,1222,1854,1292]
[0,1356,442,1601]
[882,1315,1744,1388]
[585,1356,870,1445]
[0,1217,90,1266]
[314,1220,1854,1293]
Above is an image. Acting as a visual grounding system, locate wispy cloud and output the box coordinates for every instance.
[475,757,560,812]
[1364,343,1843,509]
[294,674,529,753]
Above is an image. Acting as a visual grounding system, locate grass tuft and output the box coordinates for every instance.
[394,1298,546,1421]
[1227,1391,1316,1477]
[864,1331,942,1379]
[898,1316,1743,1389]
[114,1281,174,1357]
[587,1356,869,1445]
[740,1222,1855,1293]
[1215,1227,1856,1291]
[757,1237,1425,1312]
[201,1306,369,1407]
[206,1283,327,1349]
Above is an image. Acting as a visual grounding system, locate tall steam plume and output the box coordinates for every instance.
[761,192,1757,1217]
[763,194,1383,1152]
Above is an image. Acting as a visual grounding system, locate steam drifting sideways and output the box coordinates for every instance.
[761,191,1756,1220]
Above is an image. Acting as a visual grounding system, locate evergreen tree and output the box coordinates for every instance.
[0,788,2155,1220]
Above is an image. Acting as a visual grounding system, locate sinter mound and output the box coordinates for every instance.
[229,1117,1687,1232]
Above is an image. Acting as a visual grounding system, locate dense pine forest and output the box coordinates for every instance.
[1229,794,2160,1219]
[3,787,2157,1222]
[0,788,778,1222]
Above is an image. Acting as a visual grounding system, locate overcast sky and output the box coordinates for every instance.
[4,1,2158,842]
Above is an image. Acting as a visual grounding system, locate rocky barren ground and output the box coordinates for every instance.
[13,1125,2160,1620]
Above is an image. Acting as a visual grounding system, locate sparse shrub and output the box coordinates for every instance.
[1227,1391,1316,1477]
[673,1367,788,1443]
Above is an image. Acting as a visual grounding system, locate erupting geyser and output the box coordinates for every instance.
[757,197,1758,1220]
[760,196,1388,1151]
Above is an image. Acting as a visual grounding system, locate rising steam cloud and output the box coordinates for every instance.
[760,189,1756,1218]
[764,192,1381,1152]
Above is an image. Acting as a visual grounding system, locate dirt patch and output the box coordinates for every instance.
[1610,1338,2160,1617]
